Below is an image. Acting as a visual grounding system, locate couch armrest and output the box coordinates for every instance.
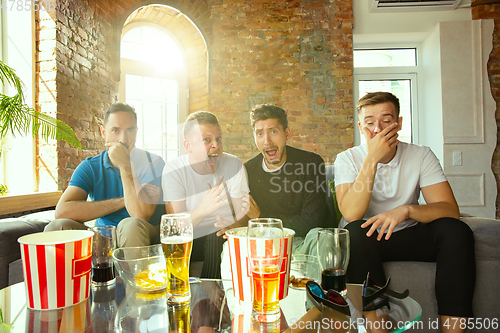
[0,219,48,289]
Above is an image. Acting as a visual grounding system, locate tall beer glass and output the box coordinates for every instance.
[317,228,350,297]
[247,218,284,323]
[160,213,193,304]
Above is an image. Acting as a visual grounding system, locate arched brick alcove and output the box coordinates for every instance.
[120,4,209,113]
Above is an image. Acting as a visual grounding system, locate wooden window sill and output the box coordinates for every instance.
[0,191,62,215]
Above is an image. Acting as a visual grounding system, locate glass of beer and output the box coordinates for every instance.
[247,218,284,323]
[160,213,193,304]
[317,228,350,297]
[168,300,191,333]
[91,225,117,286]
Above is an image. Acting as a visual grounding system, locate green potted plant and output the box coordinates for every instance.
[0,60,82,194]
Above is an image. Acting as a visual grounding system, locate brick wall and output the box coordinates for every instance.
[36,0,120,190]
[37,0,353,191]
[471,3,500,217]
[209,0,353,163]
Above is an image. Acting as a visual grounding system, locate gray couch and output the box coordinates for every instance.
[325,165,500,332]
[0,210,54,289]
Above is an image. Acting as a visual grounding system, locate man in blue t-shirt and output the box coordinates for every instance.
[44,103,165,247]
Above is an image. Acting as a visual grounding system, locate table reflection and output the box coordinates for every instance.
[18,280,419,333]
[112,279,232,333]
[115,289,169,332]
[92,284,117,333]
[26,299,92,333]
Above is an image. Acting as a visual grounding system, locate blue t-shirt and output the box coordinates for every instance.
[69,148,166,227]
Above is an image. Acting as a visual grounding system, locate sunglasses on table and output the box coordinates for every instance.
[305,281,351,316]
[362,273,409,312]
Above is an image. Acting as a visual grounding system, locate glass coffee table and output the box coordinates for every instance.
[0,278,421,332]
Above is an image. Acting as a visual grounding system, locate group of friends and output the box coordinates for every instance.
[44,91,475,332]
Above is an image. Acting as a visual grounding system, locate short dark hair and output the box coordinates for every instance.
[356,92,400,118]
[184,111,220,139]
[250,104,288,130]
[103,103,137,125]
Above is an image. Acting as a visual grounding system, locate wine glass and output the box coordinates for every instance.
[247,218,284,323]
[317,228,350,297]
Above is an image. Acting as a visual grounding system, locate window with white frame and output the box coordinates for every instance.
[119,24,188,163]
[353,48,418,146]
[0,8,36,195]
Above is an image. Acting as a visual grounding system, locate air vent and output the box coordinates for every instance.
[370,0,462,12]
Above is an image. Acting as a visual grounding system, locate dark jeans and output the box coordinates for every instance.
[192,232,224,279]
[345,218,475,317]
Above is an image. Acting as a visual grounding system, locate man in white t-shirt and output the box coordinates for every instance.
[162,111,250,278]
[334,92,475,333]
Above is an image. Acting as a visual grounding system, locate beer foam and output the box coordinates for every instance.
[161,236,192,244]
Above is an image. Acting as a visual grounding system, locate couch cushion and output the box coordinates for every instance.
[460,217,500,260]
[8,258,23,286]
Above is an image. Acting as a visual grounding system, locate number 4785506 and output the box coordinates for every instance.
[0,0,56,11]
[443,318,498,330]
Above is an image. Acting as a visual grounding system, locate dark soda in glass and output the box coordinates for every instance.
[92,263,115,283]
[321,268,346,294]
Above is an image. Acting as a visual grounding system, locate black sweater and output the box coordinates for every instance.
[245,146,328,237]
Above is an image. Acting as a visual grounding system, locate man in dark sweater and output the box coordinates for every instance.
[244,104,329,238]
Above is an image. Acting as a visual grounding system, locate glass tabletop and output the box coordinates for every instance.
[0,278,421,333]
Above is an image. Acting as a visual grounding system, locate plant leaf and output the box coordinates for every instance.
[0,60,82,150]
[30,110,83,150]
[0,60,25,100]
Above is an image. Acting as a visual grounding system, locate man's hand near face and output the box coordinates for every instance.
[363,122,400,165]
[106,141,157,221]
[106,142,133,172]
[336,118,401,222]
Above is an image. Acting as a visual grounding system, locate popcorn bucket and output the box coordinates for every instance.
[225,227,294,303]
[18,230,94,310]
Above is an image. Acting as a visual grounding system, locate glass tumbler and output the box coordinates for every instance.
[91,225,117,286]
[247,218,284,323]
[317,228,350,297]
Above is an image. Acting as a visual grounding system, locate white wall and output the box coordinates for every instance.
[441,20,496,218]
[419,24,443,163]
[353,0,472,47]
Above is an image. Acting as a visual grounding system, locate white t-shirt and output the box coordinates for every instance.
[162,153,249,238]
[334,142,448,232]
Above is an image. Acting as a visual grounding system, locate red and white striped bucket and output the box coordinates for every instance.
[225,227,294,303]
[18,230,94,310]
